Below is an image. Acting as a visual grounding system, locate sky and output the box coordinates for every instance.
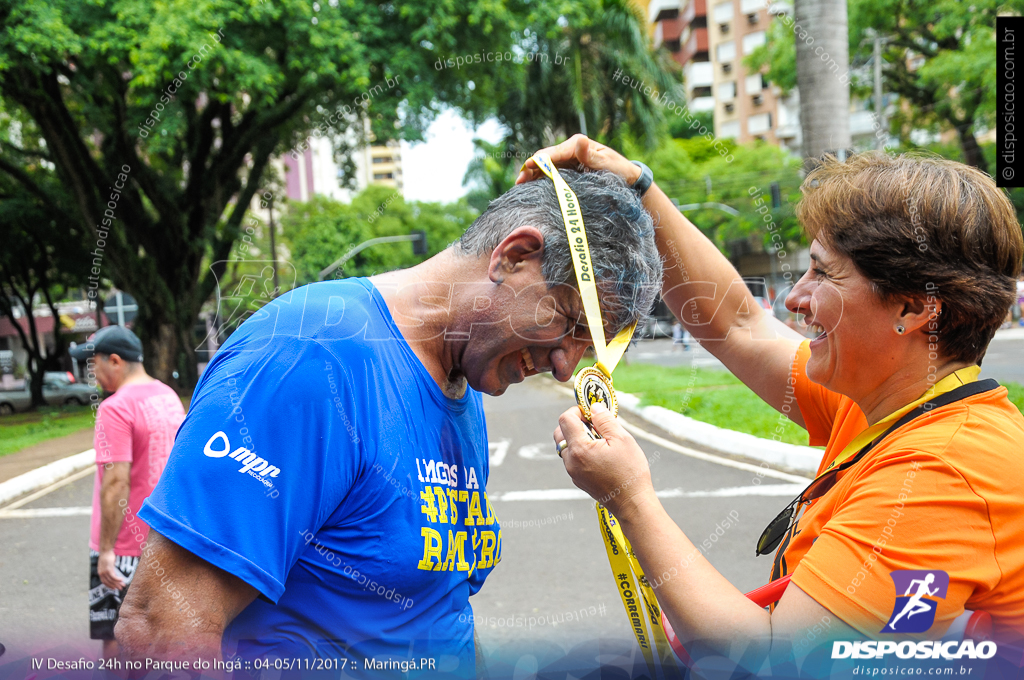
[400,108,507,203]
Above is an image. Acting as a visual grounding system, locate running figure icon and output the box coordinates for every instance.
[886,573,939,631]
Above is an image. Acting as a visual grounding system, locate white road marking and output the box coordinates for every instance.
[547,380,810,483]
[0,506,92,518]
[656,484,806,498]
[517,443,559,461]
[489,439,511,467]
[490,484,805,502]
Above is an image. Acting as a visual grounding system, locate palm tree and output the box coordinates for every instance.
[498,0,685,153]
[794,0,851,164]
[462,139,521,213]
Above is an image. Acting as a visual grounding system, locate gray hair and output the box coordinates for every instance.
[455,169,662,334]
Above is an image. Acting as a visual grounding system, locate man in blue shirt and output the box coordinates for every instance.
[116,167,661,677]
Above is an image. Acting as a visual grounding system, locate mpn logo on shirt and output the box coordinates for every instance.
[204,431,281,483]
[882,569,949,634]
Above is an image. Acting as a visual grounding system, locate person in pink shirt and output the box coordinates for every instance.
[70,325,185,659]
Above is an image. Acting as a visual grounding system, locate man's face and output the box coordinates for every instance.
[92,354,118,392]
[459,275,603,397]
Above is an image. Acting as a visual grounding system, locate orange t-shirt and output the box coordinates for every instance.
[775,341,1024,640]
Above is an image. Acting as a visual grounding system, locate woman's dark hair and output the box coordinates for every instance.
[797,151,1024,364]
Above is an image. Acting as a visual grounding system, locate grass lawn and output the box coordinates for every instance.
[0,404,96,458]
[1005,381,1024,415]
[597,362,812,446]
[584,361,1024,447]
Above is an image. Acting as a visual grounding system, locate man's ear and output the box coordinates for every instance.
[488,226,545,284]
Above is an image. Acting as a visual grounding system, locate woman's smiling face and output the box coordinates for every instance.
[785,240,903,397]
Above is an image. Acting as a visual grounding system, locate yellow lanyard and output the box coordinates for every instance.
[527,153,673,677]
[525,154,635,377]
[819,365,981,478]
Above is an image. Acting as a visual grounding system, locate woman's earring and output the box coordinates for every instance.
[895,325,906,335]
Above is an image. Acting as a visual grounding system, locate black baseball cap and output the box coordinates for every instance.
[69,325,144,362]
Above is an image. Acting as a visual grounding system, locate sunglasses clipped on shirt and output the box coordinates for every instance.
[756,378,1000,557]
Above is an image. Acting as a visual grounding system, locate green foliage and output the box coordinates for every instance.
[489,0,685,154]
[462,138,521,214]
[1005,382,1024,418]
[668,110,715,140]
[0,189,93,406]
[458,0,688,209]
[743,19,797,96]
[746,0,1014,171]
[627,137,805,254]
[280,186,476,286]
[0,0,527,385]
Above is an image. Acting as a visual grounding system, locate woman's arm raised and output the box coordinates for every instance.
[519,135,806,424]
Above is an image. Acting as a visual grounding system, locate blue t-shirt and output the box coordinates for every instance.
[139,278,501,675]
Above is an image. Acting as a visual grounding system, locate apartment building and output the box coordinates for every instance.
[652,0,801,153]
[280,135,403,203]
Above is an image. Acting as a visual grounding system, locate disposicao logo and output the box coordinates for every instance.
[831,640,997,661]
[883,570,949,634]
[204,431,281,484]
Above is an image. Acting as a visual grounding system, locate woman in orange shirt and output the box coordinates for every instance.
[518,137,1024,663]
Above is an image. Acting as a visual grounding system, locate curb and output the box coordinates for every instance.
[616,393,822,474]
[0,449,96,507]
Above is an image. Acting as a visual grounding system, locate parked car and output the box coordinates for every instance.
[0,372,99,414]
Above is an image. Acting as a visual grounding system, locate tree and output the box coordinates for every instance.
[749,0,1008,172]
[744,19,798,97]
[462,138,519,214]
[633,137,805,252]
[793,0,851,163]
[0,191,91,406]
[0,0,522,387]
[668,110,715,140]
[280,186,476,287]
[487,0,685,156]
[847,0,1001,172]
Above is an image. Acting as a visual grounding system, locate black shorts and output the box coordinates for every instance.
[88,550,139,640]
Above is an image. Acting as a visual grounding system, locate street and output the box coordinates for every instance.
[0,373,806,674]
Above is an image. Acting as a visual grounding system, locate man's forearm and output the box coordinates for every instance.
[643,182,769,340]
[99,466,130,551]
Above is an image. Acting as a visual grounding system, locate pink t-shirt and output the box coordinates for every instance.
[90,380,186,556]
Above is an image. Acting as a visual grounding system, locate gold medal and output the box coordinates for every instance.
[574,366,618,422]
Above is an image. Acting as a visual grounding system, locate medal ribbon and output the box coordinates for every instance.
[525,153,635,377]
[598,504,677,677]
[528,153,674,675]
[821,365,980,476]
[777,365,981,556]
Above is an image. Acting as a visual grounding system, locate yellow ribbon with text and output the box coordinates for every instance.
[527,153,674,677]
[525,154,635,377]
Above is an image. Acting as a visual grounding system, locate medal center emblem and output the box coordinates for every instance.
[574,367,618,421]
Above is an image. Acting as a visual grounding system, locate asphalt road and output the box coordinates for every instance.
[0,372,806,675]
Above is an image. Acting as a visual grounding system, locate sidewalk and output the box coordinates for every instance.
[0,428,94,485]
